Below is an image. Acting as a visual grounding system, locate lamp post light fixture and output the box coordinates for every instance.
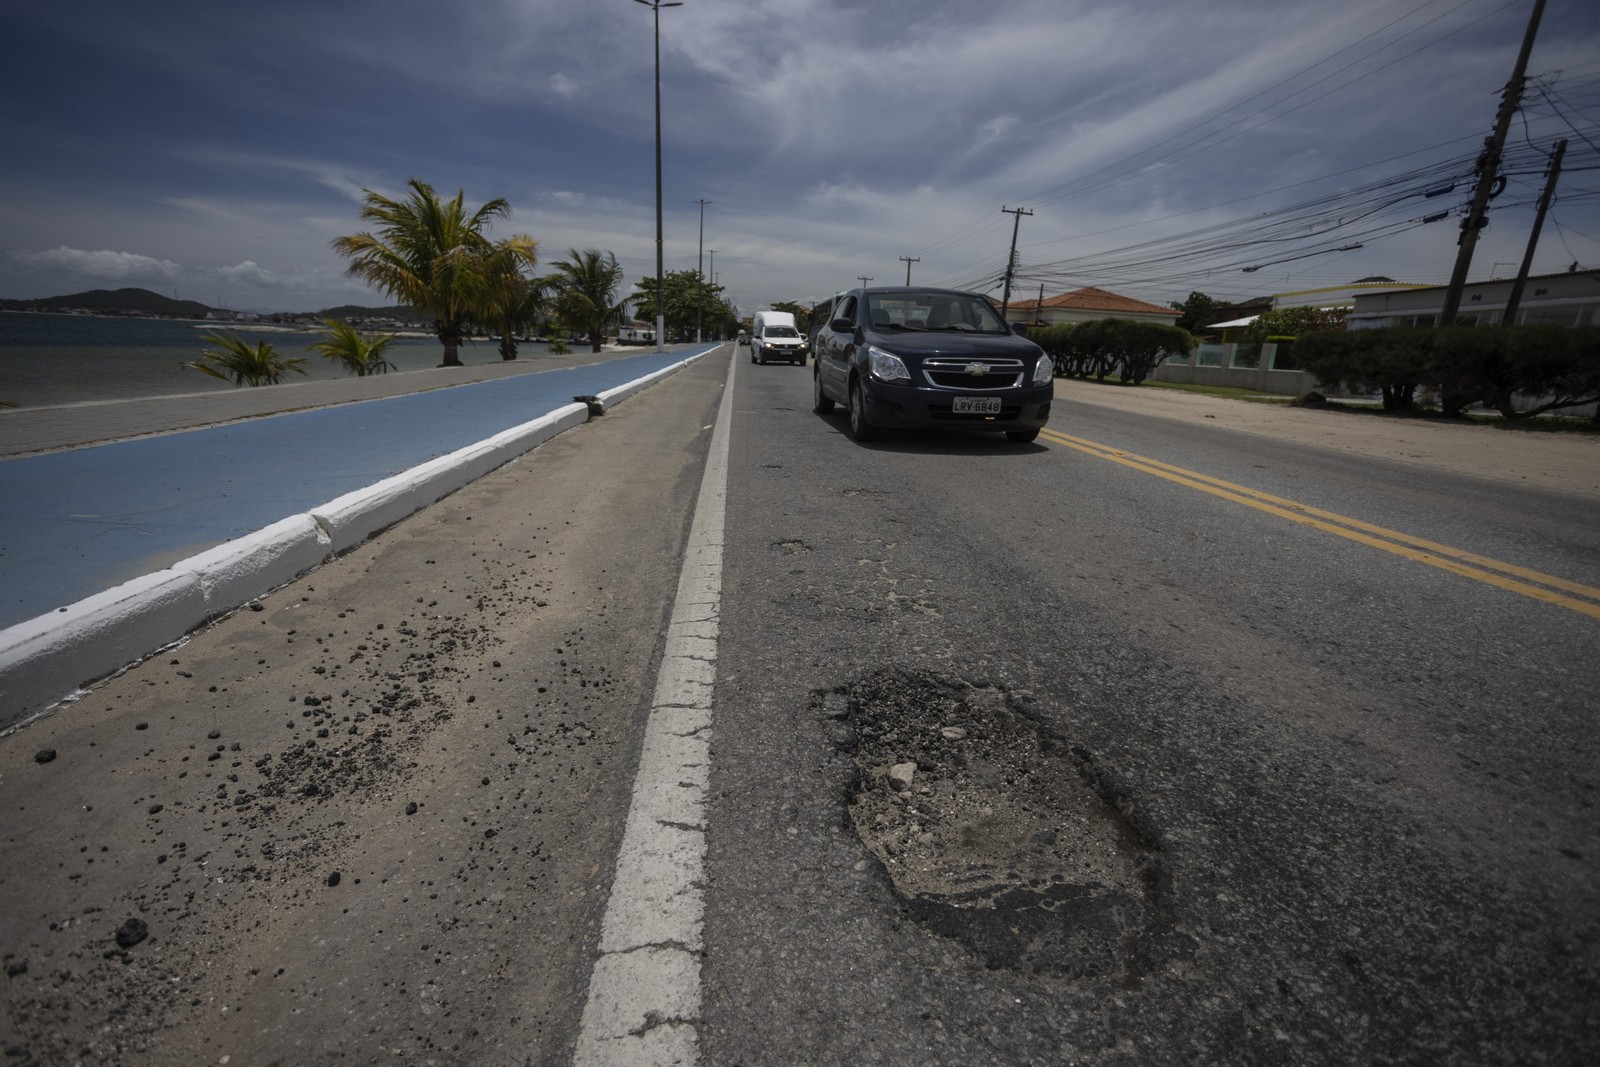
[635,0,682,353]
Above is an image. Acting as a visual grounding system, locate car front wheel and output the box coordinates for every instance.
[1006,428,1041,444]
[847,379,878,442]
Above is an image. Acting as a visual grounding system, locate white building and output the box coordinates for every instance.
[1348,270,1599,329]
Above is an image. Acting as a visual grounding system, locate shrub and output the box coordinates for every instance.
[1298,325,1600,418]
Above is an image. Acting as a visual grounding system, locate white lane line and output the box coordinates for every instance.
[573,348,734,1066]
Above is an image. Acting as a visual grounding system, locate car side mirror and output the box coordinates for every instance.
[1009,322,1029,336]
[830,318,855,332]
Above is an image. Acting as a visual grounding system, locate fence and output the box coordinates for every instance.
[1154,342,1318,395]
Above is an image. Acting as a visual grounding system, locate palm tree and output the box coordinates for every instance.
[331,178,536,367]
[548,249,625,353]
[186,332,307,386]
[482,239,547,361]
[306,319,399,376]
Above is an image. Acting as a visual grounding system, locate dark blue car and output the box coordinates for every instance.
[812,286,1054,443]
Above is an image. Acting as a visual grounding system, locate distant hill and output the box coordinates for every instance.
[0,288,416,321]
[0,287,214,318]
[317,303,418,321]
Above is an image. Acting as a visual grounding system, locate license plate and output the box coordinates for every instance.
[952,396,1001,415]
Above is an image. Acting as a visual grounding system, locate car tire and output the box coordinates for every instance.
[847,378,878,442]
[1006,428,1041,444]
[812,369,834,414]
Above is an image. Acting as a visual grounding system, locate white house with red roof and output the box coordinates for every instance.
[1003,286,1181,327]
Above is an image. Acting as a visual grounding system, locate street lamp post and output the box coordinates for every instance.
[695,198,710,343]
[635,0,682,354]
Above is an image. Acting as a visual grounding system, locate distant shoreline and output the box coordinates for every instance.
[1,308,451,341]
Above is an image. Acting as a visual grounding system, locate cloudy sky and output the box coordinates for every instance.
[2,0,1597,316]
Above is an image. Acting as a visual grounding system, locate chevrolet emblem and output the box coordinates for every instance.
[965,362,990,376]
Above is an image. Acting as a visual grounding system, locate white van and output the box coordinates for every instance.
[750,310,807,365]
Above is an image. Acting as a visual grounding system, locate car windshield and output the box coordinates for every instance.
[765,326,800,338]
[865,291,1008,333]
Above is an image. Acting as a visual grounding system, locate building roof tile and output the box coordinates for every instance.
[1008,286,1177,316]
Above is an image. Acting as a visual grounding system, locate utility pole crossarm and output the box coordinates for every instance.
[899,256,920,285]
[999,206,1033,320]
[1438,0,1546,326]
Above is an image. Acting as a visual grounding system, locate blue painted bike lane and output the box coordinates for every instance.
[0,348,717,630]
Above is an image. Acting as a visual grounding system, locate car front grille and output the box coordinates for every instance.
[920,357,1026,390]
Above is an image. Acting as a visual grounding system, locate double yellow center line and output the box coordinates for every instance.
[1039,427,1600,620]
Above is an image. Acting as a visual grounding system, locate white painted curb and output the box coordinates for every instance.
[0,353,708,729]
[312,403,588,553]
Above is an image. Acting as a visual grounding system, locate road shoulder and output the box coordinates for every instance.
[1057,378,1600,499]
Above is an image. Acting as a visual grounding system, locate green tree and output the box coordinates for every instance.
[630,270,727,340]
[710,295,739,337]
[306,318,399,376]
[1037,319,1193,384]
[186,331,307,386]
[1296,328,1426,411]
[1114,321,1196,385]
[331,178,535,367]
[549,249,625,353]
[481,239,547,361]
[1171,291,1223,335]
[1244,306,1348,342]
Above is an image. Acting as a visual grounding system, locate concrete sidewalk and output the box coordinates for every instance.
[0,345,720,727]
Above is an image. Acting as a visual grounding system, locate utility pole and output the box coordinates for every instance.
[695,198,710,342]
[858,276,874,288]
[999,206,1032,320]
[1439,0,1545,326]
[706,249,715,333]
[635,0,684,352]
[1036,283,1045,326]
[898,256,919,285]
[1502,138,1566,326]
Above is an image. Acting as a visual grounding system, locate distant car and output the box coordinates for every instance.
[737,331,750,346]
[811,286,1053,443]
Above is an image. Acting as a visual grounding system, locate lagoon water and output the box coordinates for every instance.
[0,312,552,409]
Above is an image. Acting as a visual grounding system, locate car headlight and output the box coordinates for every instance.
[865,344,911,383]
[1033,351,1054,386]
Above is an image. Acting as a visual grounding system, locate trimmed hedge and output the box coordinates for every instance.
[1295,326,1600,418]
[1034,318,1196,385]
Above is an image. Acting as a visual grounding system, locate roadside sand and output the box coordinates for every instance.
[1058,379,1600,501]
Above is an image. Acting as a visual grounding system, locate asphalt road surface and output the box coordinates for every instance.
[2,346,1596,1065]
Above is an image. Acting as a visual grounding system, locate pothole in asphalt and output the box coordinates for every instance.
[825,669,1159,981]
